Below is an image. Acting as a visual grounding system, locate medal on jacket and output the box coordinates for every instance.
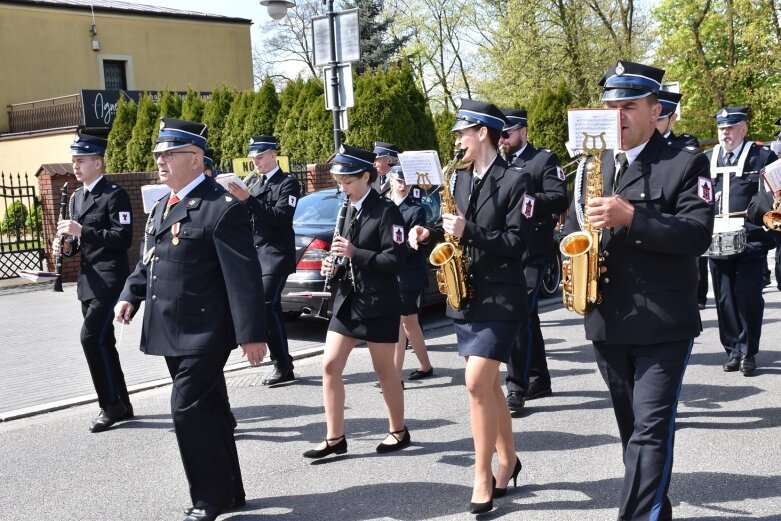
[171,222,181,245]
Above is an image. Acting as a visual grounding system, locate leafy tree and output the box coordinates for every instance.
[202,86,236,168]
[181,88,206,122]
[342,0,409,73]
[125,93,159,172]
[105,94,137,173]
[527,81,574,164]
[1,201,28,237]
[244,79,281,138]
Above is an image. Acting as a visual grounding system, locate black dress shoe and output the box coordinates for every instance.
[722,357,740,372]
[506,391,525,412]
[185,497,244,515]
[493,456,522,498]
[303,435,347,458]
[698,302,706,310]
[121,403,134,420]
[89,402,128,433]
[184,504,228,521]
[525,382,552,401]
[262,366,295,386]
[407,367,434,380]
[376,426,411,453]
[740,355,756,376]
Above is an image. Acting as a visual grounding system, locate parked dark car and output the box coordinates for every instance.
[281,187,444,319]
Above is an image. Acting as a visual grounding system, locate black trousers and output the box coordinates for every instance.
[697,256,709,304]
[594,339,692,521]
[709,253,765,358]
[165,353,244,509]
[506,261,548,393]
[263,273,292,370]
[80,296,130,409]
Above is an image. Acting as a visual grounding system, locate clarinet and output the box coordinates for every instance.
[52,182,69,292]
[316,198,351,318]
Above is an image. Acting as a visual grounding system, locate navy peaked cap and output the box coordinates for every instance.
[389,165,405,180]
[248,135,278,156]
[715,106,749,128]
[331,145,377,175]
[373,141,400,158]
[451,99,508,132]
[657,90,682,119]
[70,132,107,156]
[500,108,528,131]
[154,118,208,153]
[600,60,665,101]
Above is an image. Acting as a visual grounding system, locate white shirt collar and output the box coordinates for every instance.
[474,155,501,181]
[352,187,372,212]
[85,175,104,193]
[616,140,649,166]
[172,174,206,200]
[512,143,528,161]
[263,166,281,181]
[663,130,672,139]
[724,140,745,159]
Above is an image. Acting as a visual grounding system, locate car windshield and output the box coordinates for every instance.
[293,188,346,226]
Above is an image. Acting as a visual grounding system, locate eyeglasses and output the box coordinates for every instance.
[153,150,196,162]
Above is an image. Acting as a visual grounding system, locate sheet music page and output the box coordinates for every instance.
[761,157,781,193]
[567,108,622,153]
[140,185,170,214]
[398,151,443,186]
[215,174,245,190]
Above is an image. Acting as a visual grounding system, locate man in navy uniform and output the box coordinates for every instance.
[564,60,714,521]
[705,107,777,376]
[57,132,134,433]
[226,135,300,386]
[372,141,401,195]
[655,91,709,309]
[499,108,568,411]
[115,118,268,521]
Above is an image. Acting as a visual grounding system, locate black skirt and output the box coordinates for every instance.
[453,319,520,363]
[399,290,421,316]
[328,294,400,343]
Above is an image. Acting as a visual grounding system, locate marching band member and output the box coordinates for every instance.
[58,132,134,433]
[705,107,777,376]
[409,99,532,514]
[115,118,268,521]
[499,107,568,410]
[563,61,714,521]
[303,145,411,458]
[372,141,400,195]
[226,135,301,386]
[387,166,434,382]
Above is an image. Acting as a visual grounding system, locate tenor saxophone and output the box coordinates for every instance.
[429,148,473,310]
[559,133,606,315]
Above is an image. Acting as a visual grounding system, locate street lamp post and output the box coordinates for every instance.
[260,0,343,154]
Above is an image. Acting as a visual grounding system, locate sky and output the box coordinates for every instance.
[144,0,275,42]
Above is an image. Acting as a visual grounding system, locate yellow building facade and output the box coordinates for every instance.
[0,0,253,173]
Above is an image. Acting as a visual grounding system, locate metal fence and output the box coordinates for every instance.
[7,94,82,133]
[0,172,44,279]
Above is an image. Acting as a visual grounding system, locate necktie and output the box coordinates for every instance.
[725,152,734,166]
[614,153,628,193]
[164,194,180,218]
[259,174,266,188]
[83,189,90,201]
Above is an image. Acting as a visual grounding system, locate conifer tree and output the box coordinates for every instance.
[125,93,159,172]
[220,92,253,167]
[433,108,456,163]
[147,90,183,169]
[202,86,235,169]
[527,81,572,163]
[244,79,281,138]
[341,0,408,73]
[181,88,206,122]
[280,78,333,160]
[105,94,137,173]
[274,76,305,139]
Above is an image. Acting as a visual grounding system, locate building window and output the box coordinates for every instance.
[103,60,127,90]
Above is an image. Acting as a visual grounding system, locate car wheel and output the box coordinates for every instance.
[283,311,303,321]
[540,254,562,298]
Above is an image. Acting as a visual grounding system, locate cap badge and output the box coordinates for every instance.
[250,137,255,144]
[615,62,625,76]
[339,145,346,154]
[720,109,729,118]
[160,120,166,130]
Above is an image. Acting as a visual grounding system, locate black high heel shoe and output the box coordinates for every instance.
[493,456,522,498]
[470,478,494,514]
[376,426,411,453]
[303,435,347,459]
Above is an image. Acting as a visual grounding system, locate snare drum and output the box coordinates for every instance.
[704,218,746,257]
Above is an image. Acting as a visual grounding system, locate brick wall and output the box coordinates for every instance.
[307,163,334,192]
[37,166,161,282]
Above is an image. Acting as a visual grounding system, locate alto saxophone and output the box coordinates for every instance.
[559,133,606,315]
[429,148,473,310]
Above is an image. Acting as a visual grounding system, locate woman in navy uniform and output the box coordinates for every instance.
[409,99,532,514]
[58,132,134,433]
[387,166,434,381]
[564,61,714,521]
[226,135,301,386]
[303,145,411,458]
[705,107,777,376]
[115,118,268,521]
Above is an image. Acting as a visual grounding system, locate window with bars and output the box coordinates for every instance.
[103,60,127,90]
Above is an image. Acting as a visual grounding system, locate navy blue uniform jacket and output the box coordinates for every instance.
[564,131,715,344]
[429,156,533,322]
[120,178,267,357]
[65,177,132,301]
[397,196,429,292]
[245,168,300,275]
[333,189,406,320]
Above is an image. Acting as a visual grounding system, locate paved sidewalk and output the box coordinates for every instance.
[1,286,779,520]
